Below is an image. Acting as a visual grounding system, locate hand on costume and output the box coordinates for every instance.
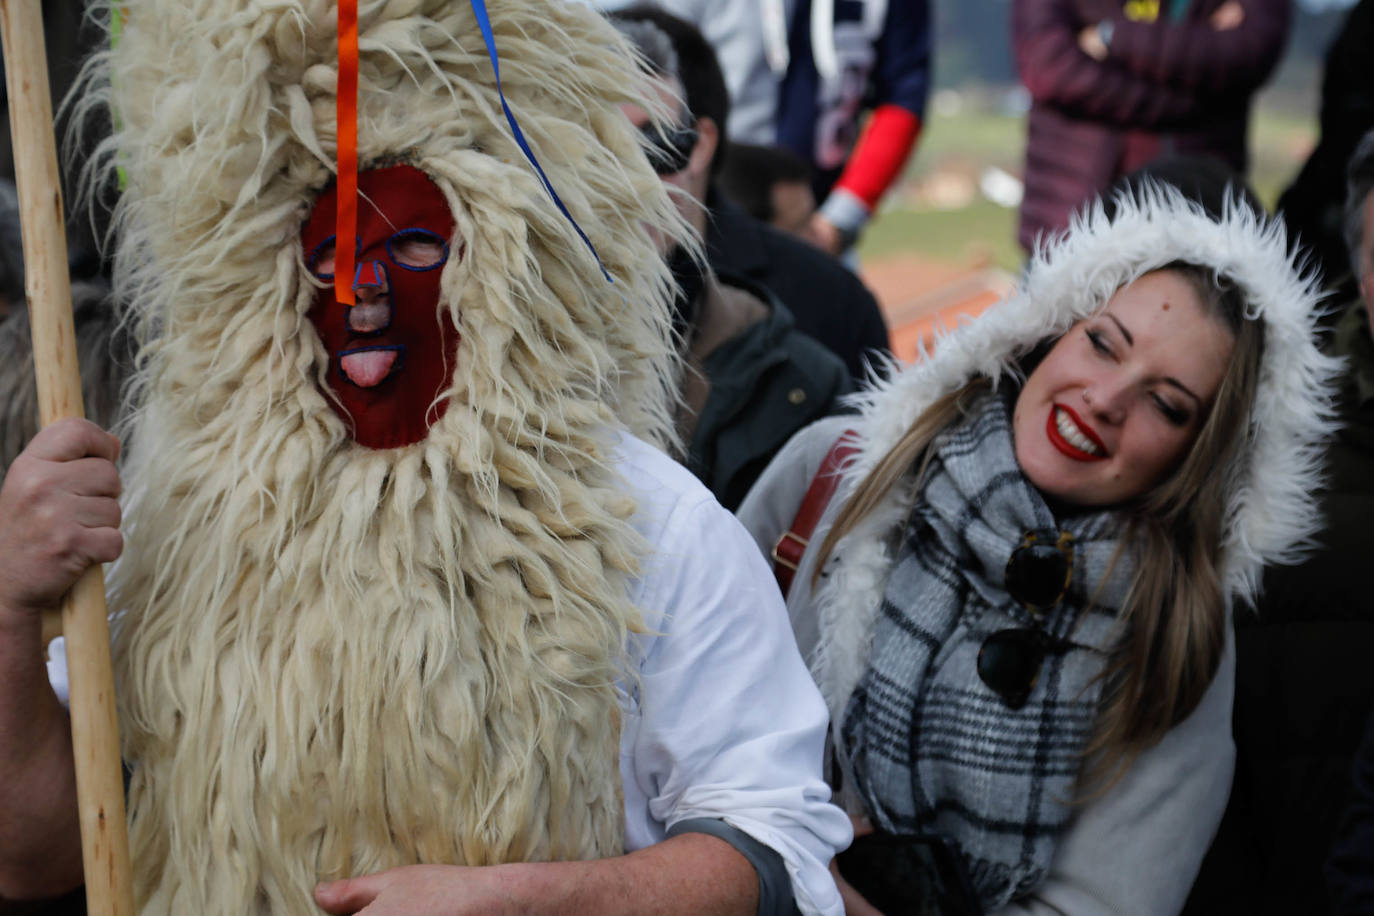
[1209,0,1244,30]
[1077,24,1109,61]
[802,212,846,257]
[830,814,885,916]
[0,419,122,621]
[315,864,535,916]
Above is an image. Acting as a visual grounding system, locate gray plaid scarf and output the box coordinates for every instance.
[841,389,1133,910]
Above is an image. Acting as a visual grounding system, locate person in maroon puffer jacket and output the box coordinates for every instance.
[1013,0,1289,253]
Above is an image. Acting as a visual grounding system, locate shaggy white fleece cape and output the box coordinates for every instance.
[78,1,694,913]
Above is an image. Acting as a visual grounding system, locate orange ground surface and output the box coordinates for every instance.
[859,254,1015,363]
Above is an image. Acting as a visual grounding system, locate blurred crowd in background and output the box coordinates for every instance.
[4,0,1374,912]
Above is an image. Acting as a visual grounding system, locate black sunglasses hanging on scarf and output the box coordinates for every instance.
[978,530,1097,709]
[838,530,1094,916]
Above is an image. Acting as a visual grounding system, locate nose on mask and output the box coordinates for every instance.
[354,259,388,294]
[347,261,392,334]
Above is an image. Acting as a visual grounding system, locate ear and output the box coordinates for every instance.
[690,115,720,181]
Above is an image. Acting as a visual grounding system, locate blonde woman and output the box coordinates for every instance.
[738,188,1341,916]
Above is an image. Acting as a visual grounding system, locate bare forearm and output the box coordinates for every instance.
[0,421,124,898]
[557,833,759,916]
[315,833,763,916]
[0,607,83,899]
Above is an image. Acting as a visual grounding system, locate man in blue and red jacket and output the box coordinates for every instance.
[643,0,931,257]
[772,0,931,256]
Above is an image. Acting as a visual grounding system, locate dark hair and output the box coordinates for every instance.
[610,5,731,179]
[1105,154,1265,223]
[0,180,26,309]
[611,17,679,78]
[718,143,812,222]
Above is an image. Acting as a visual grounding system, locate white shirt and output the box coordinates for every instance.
[50,431,850,916]
[582,0,783,144]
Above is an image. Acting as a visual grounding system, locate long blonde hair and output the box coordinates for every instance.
[814,262,1263,785]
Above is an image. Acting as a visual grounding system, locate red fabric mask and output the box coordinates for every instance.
[301,165,460,449]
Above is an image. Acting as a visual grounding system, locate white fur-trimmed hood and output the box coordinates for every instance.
[793,185,1344,771]
[847,186,1343,606]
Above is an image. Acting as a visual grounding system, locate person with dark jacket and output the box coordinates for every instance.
[679,270,851,510]
[1013,0,1289,252]
[1183,130,1374,916]
[717,142,816,238]
[1329,710,1374,914]
[612,4,890,387]
[707,195,887,385]
[1277,0,1374,302]
[1323,129,1374,916]
[611,13,853,511]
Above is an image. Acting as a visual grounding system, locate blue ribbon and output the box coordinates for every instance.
[469,0,613,283]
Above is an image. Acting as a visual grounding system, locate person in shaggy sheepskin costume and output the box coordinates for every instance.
[0,1,850,914]
[738,187,1343,915]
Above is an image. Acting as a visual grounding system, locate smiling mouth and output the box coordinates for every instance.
[1047,405,1107,461]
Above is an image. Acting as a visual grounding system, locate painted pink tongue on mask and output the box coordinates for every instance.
[340,348,400,388]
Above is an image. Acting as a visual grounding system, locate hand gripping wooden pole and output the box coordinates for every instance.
[0,2,136,914]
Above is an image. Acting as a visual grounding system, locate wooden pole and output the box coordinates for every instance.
[0,2,136,914]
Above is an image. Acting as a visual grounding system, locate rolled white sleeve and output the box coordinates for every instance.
[615,434,850,916]
[46,635,70,706]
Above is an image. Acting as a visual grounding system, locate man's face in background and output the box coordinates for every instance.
[620,74,714,254]
[768,178,817,239]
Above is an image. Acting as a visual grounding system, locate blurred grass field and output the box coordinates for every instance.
[857,104,1319,272]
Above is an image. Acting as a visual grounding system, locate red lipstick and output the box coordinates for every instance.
[1046,404,1108,462]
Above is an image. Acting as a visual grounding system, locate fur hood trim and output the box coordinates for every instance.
[847,186,1342,604]
[806,186,1343,733]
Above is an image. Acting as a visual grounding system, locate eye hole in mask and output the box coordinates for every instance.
[307,235,354,280]
[387,228,449,271]
[307,228,450,280]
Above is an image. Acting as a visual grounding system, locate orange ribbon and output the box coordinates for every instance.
[335,0,359,307]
